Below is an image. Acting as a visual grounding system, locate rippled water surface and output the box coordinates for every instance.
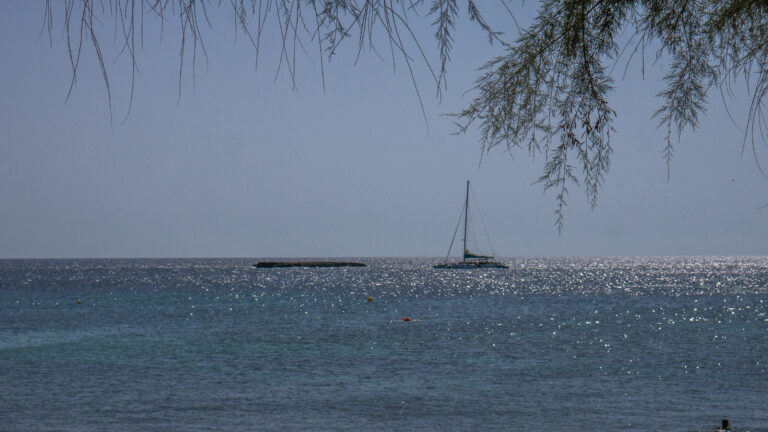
[1,257,767,431]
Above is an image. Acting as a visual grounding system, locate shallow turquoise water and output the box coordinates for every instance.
[1,257,767,431]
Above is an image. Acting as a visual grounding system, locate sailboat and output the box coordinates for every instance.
[433,180,508,269]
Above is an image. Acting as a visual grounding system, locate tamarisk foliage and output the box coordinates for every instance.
[43,0,499,113]
[458,0,768,232]
[44,1,768,231]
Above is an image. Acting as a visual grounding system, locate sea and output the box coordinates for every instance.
[1,257,767,432]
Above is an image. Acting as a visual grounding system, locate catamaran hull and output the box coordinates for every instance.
[433,261,508,269]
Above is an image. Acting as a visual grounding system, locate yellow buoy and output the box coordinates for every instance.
[77,299,82,304]
[367,297,373,302]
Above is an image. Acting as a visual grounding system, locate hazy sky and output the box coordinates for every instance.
[1,2,767,258]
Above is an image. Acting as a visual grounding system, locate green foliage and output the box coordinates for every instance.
[458,0,768,232]
[44,1,768,230]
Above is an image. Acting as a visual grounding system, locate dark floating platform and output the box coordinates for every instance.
[254,261,367,268]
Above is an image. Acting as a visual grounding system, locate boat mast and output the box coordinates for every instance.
[462,180,469,261]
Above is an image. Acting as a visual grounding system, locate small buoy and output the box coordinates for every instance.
[719,419,731,431]
[76,299,82,304]
[403,317,412,322]
[367,297,373,302]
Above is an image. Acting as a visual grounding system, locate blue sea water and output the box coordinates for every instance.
[1,257,767,432]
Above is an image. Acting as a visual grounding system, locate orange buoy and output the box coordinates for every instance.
[77,299,82,304]
[403,317,412,322]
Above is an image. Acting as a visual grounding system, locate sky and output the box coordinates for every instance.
[0,2,767,258]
